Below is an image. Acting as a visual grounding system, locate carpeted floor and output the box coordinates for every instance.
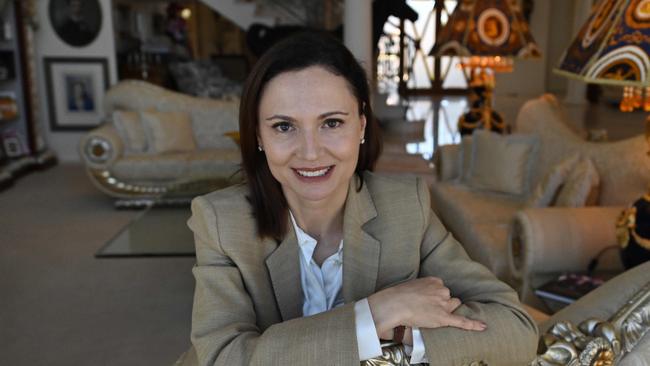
[0,164,195,366]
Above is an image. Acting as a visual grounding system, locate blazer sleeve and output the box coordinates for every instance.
[187,196,359,366]
[414,178,539,366]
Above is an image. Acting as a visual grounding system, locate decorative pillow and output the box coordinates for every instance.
[554,157,600,207]
[460,135,473,182]
[526,153,581,208]
[466,130,539,196]
[113,110,148,153]
[141,111,197,154]
[435,144,461,181]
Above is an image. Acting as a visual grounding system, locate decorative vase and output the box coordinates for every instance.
[617,194,650,269]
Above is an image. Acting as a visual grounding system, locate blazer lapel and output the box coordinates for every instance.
[342,177,380,303]
[265,221,303,321]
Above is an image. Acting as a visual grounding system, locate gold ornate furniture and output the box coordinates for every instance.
[532,261,650,366]
[78,80,241,204]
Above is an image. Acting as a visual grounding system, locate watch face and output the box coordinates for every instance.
[49,0,102,47]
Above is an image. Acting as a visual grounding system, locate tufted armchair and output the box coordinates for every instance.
[432,94,650,304]
[79,80,242,202]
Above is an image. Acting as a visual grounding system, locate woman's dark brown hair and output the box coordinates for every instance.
[239,31,382,240]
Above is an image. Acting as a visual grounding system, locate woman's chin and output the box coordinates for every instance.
[286,177,349,204]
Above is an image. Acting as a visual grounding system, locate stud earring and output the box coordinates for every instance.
[360,138,365,145]
[258,145,263,151]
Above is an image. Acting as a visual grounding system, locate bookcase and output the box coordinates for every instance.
[0,1,55,189]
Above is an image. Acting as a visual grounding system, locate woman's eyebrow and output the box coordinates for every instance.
[265,114,295,121]
[265,111,349,121]
[319,111,349,119]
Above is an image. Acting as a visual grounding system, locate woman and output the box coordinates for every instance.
[179,32,538,365]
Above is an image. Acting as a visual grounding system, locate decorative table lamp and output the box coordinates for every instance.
[555,0,650,269]
[430,0,541,135]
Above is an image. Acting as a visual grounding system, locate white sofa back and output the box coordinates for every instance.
[104,80,240,150]
[514,94,650,206]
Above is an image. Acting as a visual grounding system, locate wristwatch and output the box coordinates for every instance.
[393,325,406,344]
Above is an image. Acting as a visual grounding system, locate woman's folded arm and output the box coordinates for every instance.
[189,196,359,366]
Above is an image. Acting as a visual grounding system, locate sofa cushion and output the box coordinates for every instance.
[113,110,148,154]
[555,157,600,207]
[460,136,473,182]
[190,103,239,150]
[526,153,581,208]
[141,111,197,154]
[185,149,241,178]
[431,182,524,225]
[111,149,241,182]
[112,153,191,181]
[466,130,539,196]
[436,144,461,181]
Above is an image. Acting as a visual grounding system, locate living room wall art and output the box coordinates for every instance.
[49,0,102,47]
[44,57,108,131]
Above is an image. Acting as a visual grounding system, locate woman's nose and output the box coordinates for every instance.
[298,130,320,160]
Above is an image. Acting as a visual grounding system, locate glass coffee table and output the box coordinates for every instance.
[96,205,195,257]
[96,177,242,258]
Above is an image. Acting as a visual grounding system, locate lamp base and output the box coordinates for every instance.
[458,85,510,135]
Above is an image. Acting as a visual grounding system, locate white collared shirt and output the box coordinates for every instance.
[290,213,428,363]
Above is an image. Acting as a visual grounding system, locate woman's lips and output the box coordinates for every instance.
[292,165,335,181]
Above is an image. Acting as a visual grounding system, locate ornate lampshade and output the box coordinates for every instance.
[429,0,541,135]
[430,0,541,60]
[555,0,650,87]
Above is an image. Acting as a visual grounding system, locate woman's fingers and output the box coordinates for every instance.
[446,297,462,312]
[369,277,487,334]
[443,313,487,331]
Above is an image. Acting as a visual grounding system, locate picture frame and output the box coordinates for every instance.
[2,129,24,158]
[44,57,109,131]
[48,0,102,48]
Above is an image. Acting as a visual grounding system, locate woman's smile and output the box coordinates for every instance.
[293,165,335,180]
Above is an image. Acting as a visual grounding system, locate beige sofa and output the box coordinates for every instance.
[432,94,650,291]
[79,80,242,201]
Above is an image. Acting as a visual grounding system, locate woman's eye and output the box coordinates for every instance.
[272,121,293,133]
[323,119,343,129]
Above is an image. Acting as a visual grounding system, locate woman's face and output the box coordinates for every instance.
[257,65,366,207]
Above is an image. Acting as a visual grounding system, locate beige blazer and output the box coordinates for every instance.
[178,173,538,366]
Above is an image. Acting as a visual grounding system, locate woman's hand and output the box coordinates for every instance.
[368,277,487,339]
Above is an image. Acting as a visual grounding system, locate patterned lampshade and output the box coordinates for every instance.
[429,0,541,58]
[555,0,650,87]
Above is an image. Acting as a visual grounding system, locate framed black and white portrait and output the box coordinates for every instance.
[49,0,102,47]
[44,57,109,131]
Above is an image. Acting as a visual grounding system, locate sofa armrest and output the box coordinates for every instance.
[78,122,125,170]
[433,143,461,181]
[508,206,625,282]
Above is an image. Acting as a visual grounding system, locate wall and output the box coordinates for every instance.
[494,0,550,99]
[34,0,117,162]
[495,1,595,101]
[544,0,575,95]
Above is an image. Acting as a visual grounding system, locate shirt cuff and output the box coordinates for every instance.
[409,327,429,364]
[354,299,383,361]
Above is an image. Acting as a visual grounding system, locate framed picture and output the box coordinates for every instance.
[49,0,102,47]
[2,129,25,158]
[44,57,109,131]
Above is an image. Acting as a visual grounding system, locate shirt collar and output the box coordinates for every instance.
[289,211,343,264]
